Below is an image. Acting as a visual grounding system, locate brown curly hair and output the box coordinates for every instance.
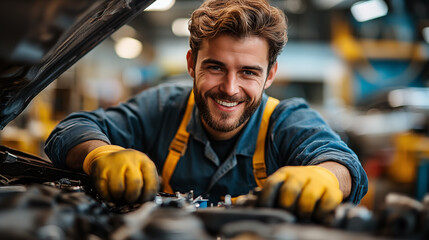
[189,0,288,71]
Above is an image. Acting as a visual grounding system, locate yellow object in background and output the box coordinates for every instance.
[0,96,58,157]
[388,132,429,183]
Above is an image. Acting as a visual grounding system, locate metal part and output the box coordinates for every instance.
[0,185,27,193]
[0,145,92,186]
[43,178,85,192]
[111,201,160,240]
[327,203,375,233]
[157,191,209,209]
[195,207,296,236]
[2,151,17,163]
[377,193,423,238]
[0,0,157,128]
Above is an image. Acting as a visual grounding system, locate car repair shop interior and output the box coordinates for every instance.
[1,0,429,239]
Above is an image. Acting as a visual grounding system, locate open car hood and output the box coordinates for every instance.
[0,0,155,129]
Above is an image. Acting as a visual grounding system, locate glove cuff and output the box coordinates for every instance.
[83,145,125,175]
[309,165,340,188]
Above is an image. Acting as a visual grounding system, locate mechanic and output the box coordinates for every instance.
[45,0,368,220]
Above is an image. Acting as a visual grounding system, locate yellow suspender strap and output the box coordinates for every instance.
[253,97,280,187]
[162,90,195,194]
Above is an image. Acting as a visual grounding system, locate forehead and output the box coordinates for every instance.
[198,34,270,67]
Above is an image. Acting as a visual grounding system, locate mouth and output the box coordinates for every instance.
[215,99,239,107]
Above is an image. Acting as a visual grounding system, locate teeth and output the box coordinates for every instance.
[216,99,238,107]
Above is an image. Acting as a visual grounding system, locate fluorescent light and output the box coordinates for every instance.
[172,18,190,37]
[351,0,388,22]
[145,0,175,11]
[423,27,429,44]
[388,88,429,108]
[312,0,344,9]
[114,37,142,59]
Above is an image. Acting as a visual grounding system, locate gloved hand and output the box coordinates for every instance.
[83,145,159,203]
[258,165,343,221]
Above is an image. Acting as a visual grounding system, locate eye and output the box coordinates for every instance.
[243,70,256,76]
[207,65,222,71]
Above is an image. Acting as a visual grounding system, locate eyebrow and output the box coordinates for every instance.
[201,59,225,67]
[201,58,264,72]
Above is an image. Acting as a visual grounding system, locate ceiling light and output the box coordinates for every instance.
[284,0,306,14]
[388,88,429,108]
[423,27,429,44]
[145,0,175,11]
[172,18,190,37]
[312,0,344,9]
[114,37,142,59]
[351,0,388,22]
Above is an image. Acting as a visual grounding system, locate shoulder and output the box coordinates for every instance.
[270,97,329,130]
[271,97,314,118]
[138,80,192,99]
[276,97,310,110]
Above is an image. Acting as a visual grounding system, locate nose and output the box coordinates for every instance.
[219,72,239,96]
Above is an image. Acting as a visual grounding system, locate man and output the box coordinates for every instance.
[45,0,367,220]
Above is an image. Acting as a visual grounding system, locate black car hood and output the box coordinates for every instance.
[0,0,155,129]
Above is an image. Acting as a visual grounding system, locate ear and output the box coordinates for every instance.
[186,50,195,78]
[264,61,278,89]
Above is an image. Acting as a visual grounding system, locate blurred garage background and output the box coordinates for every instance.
[1,0,429,213]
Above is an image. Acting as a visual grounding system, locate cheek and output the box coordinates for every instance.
[195,72,206,88]
[196,72,219,90]
[243,82,264,99]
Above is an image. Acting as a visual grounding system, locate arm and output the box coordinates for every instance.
[317,161,351,199]
[45,84,193,202]
[45,83,192,170]
[45,89,160,202]
[259,98,367,220]
[66,140,108,171]
[270,98,367,204]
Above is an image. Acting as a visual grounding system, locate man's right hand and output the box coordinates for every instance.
[83,145,159,203]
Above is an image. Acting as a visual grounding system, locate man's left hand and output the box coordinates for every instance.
[258,165,343,221]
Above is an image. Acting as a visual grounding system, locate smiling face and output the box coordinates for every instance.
[186,34,278,140]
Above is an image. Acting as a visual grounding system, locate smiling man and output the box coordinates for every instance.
[45,0,368,221]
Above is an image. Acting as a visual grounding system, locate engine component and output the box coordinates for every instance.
[376,193,423,238]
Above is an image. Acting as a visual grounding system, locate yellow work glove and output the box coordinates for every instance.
[258,165,343,221]
[83,145,159,203]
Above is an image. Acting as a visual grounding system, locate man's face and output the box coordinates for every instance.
[186,34,278,140]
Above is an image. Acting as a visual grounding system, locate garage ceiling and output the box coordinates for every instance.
[129,0,429,43]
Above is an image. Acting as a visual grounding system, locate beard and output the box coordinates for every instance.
[193,85,263,133]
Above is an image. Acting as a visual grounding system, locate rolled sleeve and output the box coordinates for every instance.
[44,114,112,169]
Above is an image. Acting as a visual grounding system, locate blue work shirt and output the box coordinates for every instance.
[45,81,368,204]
